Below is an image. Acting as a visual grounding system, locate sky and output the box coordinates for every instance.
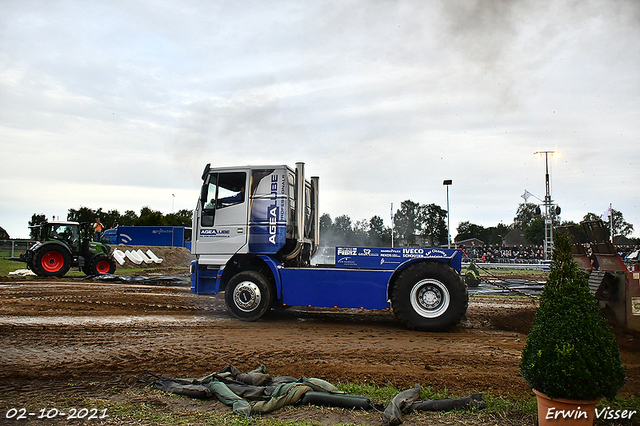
[1,0,639,240]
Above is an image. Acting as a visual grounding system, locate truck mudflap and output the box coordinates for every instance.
[335,247,462,272]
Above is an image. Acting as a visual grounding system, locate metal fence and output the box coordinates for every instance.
[0,240,35,259]
[462,259,550,271]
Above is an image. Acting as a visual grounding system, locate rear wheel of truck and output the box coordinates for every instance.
[34,246,71,277]
[390,261,468,331]
[225,271,274,321]
[88,254,116,275]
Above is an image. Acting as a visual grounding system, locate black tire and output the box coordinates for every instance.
[390,261,468,331]
[33,246,71,277]
[88,254,116,275]
[225,271,274,321]
[27,255,41,275]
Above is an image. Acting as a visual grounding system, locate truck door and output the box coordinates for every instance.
[196,171,249,257]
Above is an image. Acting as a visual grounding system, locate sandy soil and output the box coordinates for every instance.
[0,252,638,425]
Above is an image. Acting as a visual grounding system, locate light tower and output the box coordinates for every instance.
[534,151,560,261]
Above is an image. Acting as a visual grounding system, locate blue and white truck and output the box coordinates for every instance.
[190,162,468,331]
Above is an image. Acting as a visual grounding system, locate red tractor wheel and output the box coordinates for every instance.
[34,246,71,277]
[89,254,116,275]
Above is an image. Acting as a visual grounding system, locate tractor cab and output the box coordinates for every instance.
[46,222,82,252]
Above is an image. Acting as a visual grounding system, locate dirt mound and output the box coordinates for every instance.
[110,245,194,270]
[491,309,536,334]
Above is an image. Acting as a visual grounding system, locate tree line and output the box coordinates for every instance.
[321,201,636,247]
[27,201,636,246]
[320,200,448,247]
[504,203,635,245]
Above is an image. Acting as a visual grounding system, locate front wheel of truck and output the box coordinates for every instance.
[390,261,468,331]
[225,271,274,321]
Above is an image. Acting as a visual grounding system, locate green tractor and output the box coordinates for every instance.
[14,221,116,277]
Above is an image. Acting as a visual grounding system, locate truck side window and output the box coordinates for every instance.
[200,172,246,227]
[216,172,246,208]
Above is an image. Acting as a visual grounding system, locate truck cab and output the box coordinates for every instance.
[192,163,318,267]
[190,162,467,331]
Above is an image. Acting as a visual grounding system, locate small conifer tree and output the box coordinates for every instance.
[519,232,626,400]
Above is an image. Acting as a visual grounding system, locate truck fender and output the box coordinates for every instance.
[216,255,283,298]
[257,255,284,299]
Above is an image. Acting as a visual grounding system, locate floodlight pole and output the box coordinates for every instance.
[534,151,558,261]
[443,180,452,249]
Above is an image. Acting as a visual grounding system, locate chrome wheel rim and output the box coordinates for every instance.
[410,279,450,318]
[233,281,262,312]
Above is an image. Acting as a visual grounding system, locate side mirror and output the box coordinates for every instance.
[201,163,211,181]
[200,184,208,209]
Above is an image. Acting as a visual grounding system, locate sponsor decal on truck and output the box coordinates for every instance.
[200,229,231,237]
[336,247,461,270]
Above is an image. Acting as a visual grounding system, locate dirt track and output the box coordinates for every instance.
[0,273,638,425]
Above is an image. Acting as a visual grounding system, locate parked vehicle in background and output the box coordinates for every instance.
[10,221,116,277]
[102,226,191,249]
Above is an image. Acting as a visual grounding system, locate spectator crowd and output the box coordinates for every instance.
[619,245,640,263]
[461,243,639,265]
[462,244,546,263]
